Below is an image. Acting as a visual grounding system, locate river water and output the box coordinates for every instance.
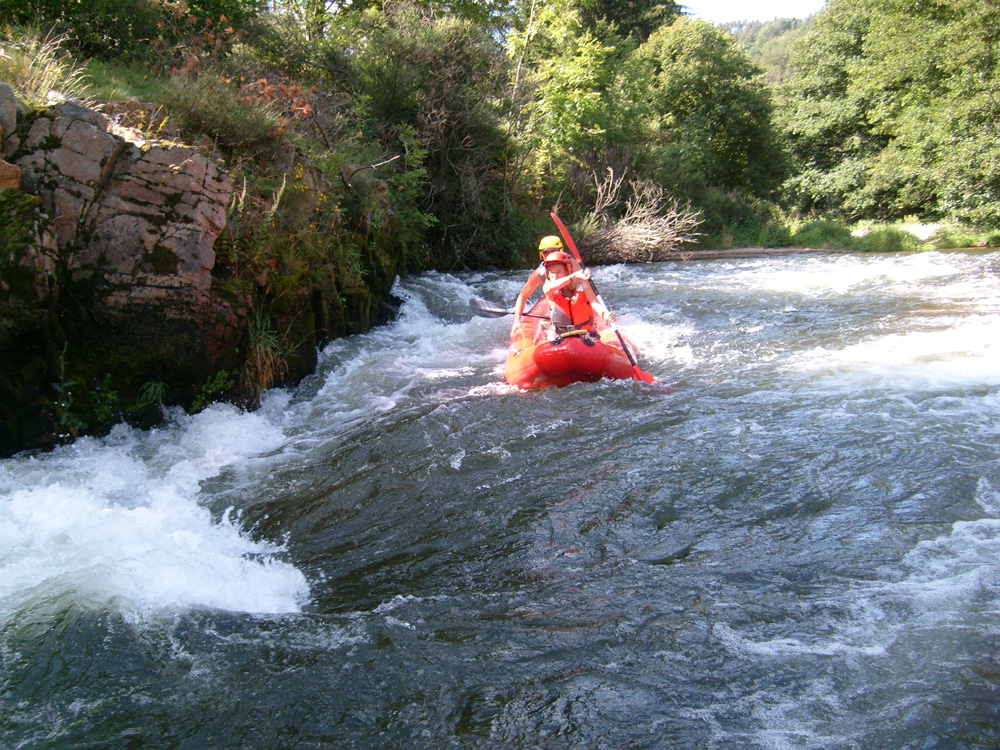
[2,250,1000,749]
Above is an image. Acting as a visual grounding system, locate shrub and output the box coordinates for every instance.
[156,73,284,157]
[227,13,315,79]
[3,0,165,61]
[726,220,792,249]
[789,220,853,250]
[2,0,259,62]
[851,227,922,253]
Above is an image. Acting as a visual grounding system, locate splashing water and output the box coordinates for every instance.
[2,251,1000,749]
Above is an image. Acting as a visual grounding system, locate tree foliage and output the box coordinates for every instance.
[779,0,1000,226]
[322,3,519,266]
[577,0,681,43]
[507,0,629,199]
[723,17,810,84]
[11,0,1000,272]
[628,18,787,225]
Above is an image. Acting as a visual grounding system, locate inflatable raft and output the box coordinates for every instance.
[504,298,639,389]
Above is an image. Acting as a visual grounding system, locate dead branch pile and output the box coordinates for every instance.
[578,169,703,263]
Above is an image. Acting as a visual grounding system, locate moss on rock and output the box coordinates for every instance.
[0,189,45,263]
[144,244,181,274]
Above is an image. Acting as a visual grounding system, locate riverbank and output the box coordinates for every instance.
[663,246,851,261]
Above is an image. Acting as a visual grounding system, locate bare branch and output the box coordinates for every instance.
[579,169,704,263]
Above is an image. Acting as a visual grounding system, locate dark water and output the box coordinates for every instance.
[3,251,1000,749]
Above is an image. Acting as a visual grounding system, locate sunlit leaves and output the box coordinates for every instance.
[631,18,786,199]
[779,0,1000,225]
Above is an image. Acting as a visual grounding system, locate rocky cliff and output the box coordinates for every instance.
[0,84,401,456]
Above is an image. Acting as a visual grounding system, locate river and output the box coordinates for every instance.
[2,250,1000,749]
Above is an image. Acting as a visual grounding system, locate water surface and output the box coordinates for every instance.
[3,250,1000,749]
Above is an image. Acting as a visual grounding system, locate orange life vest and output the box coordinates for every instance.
[548,286,594,330]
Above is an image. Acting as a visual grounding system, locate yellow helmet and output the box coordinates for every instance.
[538,235,564,259]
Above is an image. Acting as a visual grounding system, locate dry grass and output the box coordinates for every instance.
[240,308,293,405]
[0,27,92,108]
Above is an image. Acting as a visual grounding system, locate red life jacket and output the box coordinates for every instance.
[548,286,594,329]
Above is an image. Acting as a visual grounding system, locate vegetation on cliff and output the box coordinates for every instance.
[2,0,1000,453]
[6,0,1000,260]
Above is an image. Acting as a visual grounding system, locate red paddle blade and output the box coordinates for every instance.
[550,212,583,263]
[632,366,656,384]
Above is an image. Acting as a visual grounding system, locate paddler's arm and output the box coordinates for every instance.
[543,268,591,295]
[512,266,544,327]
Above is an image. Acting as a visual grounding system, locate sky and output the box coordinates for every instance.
[681,0,827,24]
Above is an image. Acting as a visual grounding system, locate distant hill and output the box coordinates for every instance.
[720,18,813,84]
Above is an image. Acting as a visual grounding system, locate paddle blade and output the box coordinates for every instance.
[470,298,514,318]
[631,365,657,384]
[550,212,582,263]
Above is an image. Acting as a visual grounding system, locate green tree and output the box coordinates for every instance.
[779,0,1000,226]
[857,0,1000,225]
[270,0,515,39]
[629,18,787,207]
[724,17,811,85]
[578,0,681,43]
[776,0,874,216]
[326,3,519,266]
[507,0,632,201]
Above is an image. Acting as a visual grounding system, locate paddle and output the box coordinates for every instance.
[549,212,656,384]
[469,298,548,320]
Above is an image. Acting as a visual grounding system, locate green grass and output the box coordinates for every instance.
[850,226,922,253]
[789,219,853,250]
[80,57,285,157]
[82,59,172,103]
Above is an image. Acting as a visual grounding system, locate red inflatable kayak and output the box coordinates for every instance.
[504,299,639,389]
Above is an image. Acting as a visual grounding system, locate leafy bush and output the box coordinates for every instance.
[2,0,261,62]
[931,227,1000,250]
[726,220,792,249]
[850,227,922,253]
[789,220,853,250]
[692,187,782,247]
[3,0,165,60]
[226,13,315,79]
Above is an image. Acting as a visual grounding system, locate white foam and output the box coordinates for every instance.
[716,252,965,297]
[712,621,888,659]
[788,315,1000,390]
[897,480,1000,614]
[0,406,309,623]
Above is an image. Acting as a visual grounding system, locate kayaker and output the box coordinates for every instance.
[540,250,610,333]
[511,236,583,329]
